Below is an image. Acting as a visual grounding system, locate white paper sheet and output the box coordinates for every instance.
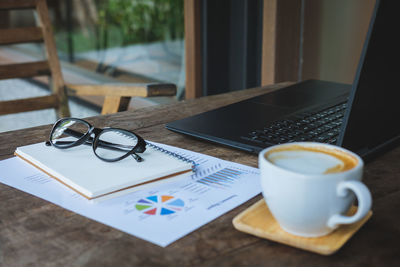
[0,143,261,247]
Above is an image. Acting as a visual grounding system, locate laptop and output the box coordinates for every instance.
[166,0,400,160]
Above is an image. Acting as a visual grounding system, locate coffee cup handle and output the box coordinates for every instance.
[327,180,372,228]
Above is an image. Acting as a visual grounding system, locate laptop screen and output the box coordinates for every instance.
[339,0,400,158]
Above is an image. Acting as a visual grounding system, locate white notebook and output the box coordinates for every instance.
[15,141,194,200]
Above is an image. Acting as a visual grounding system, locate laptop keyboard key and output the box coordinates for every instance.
[242,101,347,146]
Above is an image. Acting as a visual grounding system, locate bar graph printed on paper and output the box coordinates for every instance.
[195,168,243,188]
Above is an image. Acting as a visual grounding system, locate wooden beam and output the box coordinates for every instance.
[262,0,302,85]
[0,61,50,80]
[262,0,278,86]
[101,96,131,115]
[0,27,43,45]
[184,0,202,99]
[36,0,70,118]
[36,0,64,90]
[0,0,38,10]
[66,83,177,97]
[0,95,59,115]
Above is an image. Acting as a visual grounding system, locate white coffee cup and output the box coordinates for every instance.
[259,142,372,237]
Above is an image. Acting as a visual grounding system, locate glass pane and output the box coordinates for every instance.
[53,0,185,98]
[0,0,184,132]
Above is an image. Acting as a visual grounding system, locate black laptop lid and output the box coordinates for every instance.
[339,0,400,158]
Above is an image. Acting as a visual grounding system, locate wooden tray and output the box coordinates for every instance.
[233,199,372,255]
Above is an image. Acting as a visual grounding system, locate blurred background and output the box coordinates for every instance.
[0,0,375,132]
[0,0,184,132]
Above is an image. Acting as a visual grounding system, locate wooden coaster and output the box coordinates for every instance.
[233,199,372,255]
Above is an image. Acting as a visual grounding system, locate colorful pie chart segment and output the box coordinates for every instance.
[135,195,185,216]
[162,195,174,202]
[144,208,157,215]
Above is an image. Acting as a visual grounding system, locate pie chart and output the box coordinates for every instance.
[135,195,185,215]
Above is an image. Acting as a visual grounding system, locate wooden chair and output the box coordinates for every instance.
[0,0,176,117]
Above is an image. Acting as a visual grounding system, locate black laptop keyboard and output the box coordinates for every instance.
[242,102,348,146]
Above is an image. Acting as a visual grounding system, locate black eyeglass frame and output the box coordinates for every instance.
[46,118,147,162]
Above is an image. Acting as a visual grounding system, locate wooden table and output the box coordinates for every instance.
[1,83,399,266]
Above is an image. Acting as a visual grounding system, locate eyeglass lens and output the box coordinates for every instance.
[94,130,139,160]
[51,119,89,147]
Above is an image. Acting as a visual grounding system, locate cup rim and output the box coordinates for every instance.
[259,142,363,177]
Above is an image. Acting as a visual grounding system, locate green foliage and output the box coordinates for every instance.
[55,0,184,53]
[97,0,184,48]
[55,25,123,53]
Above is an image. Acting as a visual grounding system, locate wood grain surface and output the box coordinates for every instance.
[1,82,400,266]
[233,199,373,255]
[0,61,50,80]
[0,27,43,45]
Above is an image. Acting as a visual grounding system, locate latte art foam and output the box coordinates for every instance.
[265,145,358,175]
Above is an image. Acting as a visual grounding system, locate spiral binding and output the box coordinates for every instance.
[111,132,196,171]
[146,142,197,171]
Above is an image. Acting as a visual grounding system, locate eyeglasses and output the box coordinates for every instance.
[46,118,146,162]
